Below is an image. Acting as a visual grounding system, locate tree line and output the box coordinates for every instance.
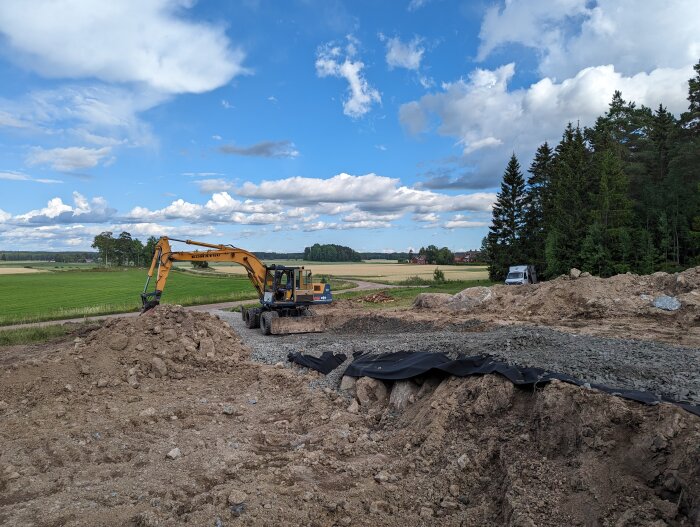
[303,243,361,262]
[485,61,700,280]
[409,246,455,264]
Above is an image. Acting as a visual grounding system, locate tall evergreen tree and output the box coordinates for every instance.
[523,142,554,274]
[487,154,527,280]
[545,124,590,276]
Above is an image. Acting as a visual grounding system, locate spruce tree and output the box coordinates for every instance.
[487,154,527,280]
[545,124,590,276]
[523,142,554,275]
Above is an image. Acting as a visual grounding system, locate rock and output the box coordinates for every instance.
[339,375,357,392]
[163,328,177,342]
[109,333,129,351]
[449,484,460,497]
[0,400,8,412]
[97,378,109,388]
[457,454,470,470]
[369,500,391,514]
[389,380,420,411]
[64,384,73,392]
[441,498,459,509]
[151,357,168,378]
[413,293,453,309]
[199,337,215,355]
[419,507,434,518]
[80,364,90,375]
[347,399,359,414]
[580,271,591,278]
[127,375,140,389]
[222,405,236,415]
[374,470,394,484]
[152,325,162,335]
[7,471,20,480]
[653,295,681,311]
[451,286,493,309]
[569,268,582,279]
[355,377,388,406]
[228,490,247,506]
[166,447,181,460]
[139,407,156,417]
[135,343,145,352]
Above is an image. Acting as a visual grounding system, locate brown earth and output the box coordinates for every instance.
[1,291,700,525]
[412,267,700,346]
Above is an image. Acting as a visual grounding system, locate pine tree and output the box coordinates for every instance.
[487,154,527,280]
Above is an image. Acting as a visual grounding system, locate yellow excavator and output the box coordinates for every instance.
[141,237,332,335]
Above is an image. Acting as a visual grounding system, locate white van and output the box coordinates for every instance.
[505,265,538,285]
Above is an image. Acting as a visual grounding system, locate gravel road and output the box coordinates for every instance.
[216,310,700,405]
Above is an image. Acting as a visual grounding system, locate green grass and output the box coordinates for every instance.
[336,279,493,309]
[0,324,73,346]
[0,268,258,326]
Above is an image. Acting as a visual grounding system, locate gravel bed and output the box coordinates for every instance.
[215,310,700,405]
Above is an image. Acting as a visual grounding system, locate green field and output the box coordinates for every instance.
[0,269,258,326]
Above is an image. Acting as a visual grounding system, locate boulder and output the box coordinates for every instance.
[413,293,453,309]
[339,376,356,392]
[569,268,582,279]
[355,377,388,406]
[451,286,493,308]
[653,295,681,311]
[389,380,420,411]
[109,333,129,351]
[151,357,168,378]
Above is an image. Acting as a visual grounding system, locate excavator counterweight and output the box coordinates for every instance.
[141,237,332,335]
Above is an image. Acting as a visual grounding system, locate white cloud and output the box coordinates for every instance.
[478,0,700,80]
[0,209,11,222]
[11,192,115,224]
[383,36,424,71]
[303,220,391,232]
[0,0,246,94]
[0,170,62,184]
[195,178,236,193]
[219,140,299,158]
[26,146,112,171]
[407,0,431,11]
[400,62,693,186]
[316,37,381,118]
[443,215,490,229]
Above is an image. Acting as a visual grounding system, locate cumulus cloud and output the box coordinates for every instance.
[219,140,299,158]
[0,170,62,184]
[26,146,112,171]
[0,0,246,94]
[315,37,381,118]
[382,35,424,70]
[400,62,693,187]
[194,178,236,193]
[443,215,490,229]
[8,191,115,225]
[478,0,700,80]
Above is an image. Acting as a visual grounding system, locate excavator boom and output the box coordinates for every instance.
[141,237,332,335]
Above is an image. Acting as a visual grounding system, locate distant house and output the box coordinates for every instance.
[410,255,427,265]
[453,251,483,264]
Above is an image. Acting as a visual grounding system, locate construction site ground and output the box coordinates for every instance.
[1,268,699,526]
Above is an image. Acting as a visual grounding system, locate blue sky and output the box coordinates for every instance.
[0,0,698,253]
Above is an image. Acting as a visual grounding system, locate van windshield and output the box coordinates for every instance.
[507,272,524,280]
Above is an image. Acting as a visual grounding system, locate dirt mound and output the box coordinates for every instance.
[358,291,396,304]
[0,305,247,404]
[2,304,699,525]
[414,267,700,345]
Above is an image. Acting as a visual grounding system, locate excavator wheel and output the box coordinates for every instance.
[245,308,261,329]
[260,311,279,335]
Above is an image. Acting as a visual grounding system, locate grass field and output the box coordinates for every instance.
[212,261,489,282]
[0,269,258,326]
[0,267,49,274]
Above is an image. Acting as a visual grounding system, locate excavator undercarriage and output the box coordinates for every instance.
[141,237,332,335]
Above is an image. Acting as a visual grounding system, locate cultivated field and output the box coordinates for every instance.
[0,267,48,275]
[0,269,256,325]
[212,261,489,282]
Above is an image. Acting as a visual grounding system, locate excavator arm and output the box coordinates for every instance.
[141,237,269,311]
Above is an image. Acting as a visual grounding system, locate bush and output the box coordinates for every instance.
[191,261,209,269]
[398,275,433,286]
[433,268,446,282]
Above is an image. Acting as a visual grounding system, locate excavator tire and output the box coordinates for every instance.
[240,307,247,321]
[245,308,261,329]
[260,311,279,335]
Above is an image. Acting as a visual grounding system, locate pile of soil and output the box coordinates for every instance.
[357,291,396,304]
[2,305,699,525]
[414,267,700,345]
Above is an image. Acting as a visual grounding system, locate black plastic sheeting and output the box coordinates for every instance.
[287,351,347,375]
[344,352,700,417]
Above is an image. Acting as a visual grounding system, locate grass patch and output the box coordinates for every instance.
[0,268,258,326]
[0,325,73,346]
